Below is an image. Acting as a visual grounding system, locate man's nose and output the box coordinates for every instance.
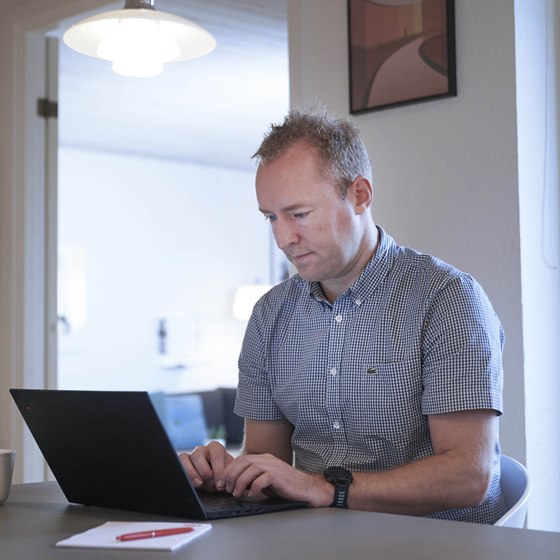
[273,220,298,250]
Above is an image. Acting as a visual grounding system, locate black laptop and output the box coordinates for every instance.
[10,388,306,519]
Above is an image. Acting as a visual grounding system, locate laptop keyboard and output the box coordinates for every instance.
[201,493,270,514]
[198,491,306,518]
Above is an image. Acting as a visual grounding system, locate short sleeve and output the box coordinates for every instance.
[234,301,285,421]
[421,274,504,416]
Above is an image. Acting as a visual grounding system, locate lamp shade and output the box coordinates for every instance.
[63,4,216,77]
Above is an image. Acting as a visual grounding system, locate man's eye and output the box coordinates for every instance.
[264,215,277,222]
[293,212,310,219]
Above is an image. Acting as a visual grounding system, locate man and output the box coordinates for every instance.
[181,107,506,523]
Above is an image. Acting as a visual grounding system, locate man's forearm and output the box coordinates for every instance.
[345,451,492,516]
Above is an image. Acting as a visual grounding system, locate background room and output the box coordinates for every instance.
[55,0,290,393]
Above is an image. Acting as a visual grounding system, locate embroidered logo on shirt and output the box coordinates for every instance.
[366,367,377,375]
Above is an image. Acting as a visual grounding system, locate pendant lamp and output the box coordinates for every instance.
[63,0,216,78]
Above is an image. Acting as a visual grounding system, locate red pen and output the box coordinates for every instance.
[116,527,194,541]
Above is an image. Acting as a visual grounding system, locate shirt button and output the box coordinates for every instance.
[333,421,341,429]
[329,367,337,376]
[335,314,343,323]
[355,298,362,306]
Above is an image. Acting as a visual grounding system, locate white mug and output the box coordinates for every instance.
[0,449,16,505]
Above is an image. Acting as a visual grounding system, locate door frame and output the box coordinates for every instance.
[0,0,110,483]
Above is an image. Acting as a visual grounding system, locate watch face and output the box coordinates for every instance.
[324,466,353,485]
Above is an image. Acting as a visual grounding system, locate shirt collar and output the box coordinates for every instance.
[295,226,397,304]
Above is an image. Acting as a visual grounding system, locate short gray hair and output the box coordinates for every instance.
[252,106,372,197]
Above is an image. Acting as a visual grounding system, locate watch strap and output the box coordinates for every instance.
[331,483,350,508]
[324,466,353,509]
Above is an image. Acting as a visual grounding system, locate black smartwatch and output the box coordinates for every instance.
[323,466,353,508]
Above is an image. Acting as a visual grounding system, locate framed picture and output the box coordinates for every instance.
[347,0,457,114]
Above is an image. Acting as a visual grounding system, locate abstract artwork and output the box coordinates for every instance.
[348,0,456,113]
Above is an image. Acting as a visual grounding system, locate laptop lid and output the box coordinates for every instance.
[10,389,304,520]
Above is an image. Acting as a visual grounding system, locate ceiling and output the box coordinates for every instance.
[52,0,289,171]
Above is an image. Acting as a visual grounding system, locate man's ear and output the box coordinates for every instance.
[350,176,373,215]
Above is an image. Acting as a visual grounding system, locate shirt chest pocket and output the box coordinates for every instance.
[343,358,423,421]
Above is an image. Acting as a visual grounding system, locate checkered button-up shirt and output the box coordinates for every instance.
[235,227,506,524]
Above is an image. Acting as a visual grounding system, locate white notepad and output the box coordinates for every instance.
[56,521,212,552]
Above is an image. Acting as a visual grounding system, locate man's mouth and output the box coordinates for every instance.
[290,252,312,264]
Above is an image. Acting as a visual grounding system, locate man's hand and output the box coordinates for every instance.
[221,453,332,507]
[179,440,235,491]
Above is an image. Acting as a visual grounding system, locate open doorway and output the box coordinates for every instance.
[55,0,290,393]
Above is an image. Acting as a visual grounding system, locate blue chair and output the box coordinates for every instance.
[494,454,532,528]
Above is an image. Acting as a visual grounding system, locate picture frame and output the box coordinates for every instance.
[347,0,457,114]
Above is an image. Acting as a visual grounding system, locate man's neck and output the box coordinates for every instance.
[321,223,379,303]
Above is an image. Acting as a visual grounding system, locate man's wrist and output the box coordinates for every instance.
[310,474,338,508]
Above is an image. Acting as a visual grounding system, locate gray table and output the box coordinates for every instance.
[1,482,559,559]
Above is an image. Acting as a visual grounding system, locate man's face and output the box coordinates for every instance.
[256,142,367,299]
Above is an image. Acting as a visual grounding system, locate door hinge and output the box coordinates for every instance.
[37,98,58,119]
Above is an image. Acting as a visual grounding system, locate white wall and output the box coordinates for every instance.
[288,0,559,531]
[515,0,560,533]
[58,147,272,393]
